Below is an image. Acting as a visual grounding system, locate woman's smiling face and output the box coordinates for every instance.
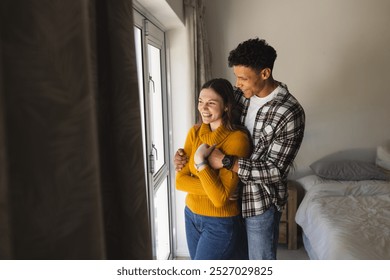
[198,88,225,131]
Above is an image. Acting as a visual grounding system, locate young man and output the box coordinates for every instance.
[175,38,305,259]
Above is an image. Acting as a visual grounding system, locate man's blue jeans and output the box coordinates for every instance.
[245,205,282,260]
[185,207,245,260]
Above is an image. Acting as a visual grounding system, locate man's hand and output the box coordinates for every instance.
[174,148,188,171]
[208,148,225,170]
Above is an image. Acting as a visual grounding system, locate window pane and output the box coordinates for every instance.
[148,44,165,173]
[154,178,170,260]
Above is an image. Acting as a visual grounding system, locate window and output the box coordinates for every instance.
[133,9,172,260]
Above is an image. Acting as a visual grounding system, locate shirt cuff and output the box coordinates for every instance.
[237,158,251,181]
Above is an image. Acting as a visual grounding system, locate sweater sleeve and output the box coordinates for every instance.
[197,130,251,207]
[175,126,208,196]
[175,164,208,195]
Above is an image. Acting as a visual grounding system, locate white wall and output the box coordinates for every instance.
[204,0,390,177]
[167,26,194,257]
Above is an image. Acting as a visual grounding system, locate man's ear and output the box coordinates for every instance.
[261,68,271,80]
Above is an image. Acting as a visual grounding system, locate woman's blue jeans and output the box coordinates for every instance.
[185,207,247,260]
[245,205,282,260]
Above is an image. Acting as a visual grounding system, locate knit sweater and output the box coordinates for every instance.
[176,123,251,217]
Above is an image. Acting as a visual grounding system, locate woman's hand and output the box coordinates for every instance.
[194,143,216,164]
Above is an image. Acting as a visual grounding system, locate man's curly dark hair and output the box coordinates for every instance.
[228,38,277,73]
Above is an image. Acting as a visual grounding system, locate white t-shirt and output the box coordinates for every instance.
[245,87,279,146]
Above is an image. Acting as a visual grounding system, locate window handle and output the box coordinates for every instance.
[152,144,158,160]
[149,75,155,93]
[149,144,158,174]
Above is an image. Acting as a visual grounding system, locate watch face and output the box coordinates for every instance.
[222,156,232,167]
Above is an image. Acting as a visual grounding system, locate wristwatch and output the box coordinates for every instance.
[222,155,235,170]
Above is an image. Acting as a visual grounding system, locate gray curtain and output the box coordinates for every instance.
[0,0,152,259]
[184,0,212,120]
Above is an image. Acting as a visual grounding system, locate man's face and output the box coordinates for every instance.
[233,65,266,98]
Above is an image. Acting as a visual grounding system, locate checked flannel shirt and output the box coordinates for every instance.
[235,82,305,218]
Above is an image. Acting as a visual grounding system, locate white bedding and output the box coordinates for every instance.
[295,175,390,259]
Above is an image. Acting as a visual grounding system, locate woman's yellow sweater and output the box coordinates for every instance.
[176,123,251,217]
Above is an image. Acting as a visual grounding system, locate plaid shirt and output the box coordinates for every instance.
[235,82,305,218]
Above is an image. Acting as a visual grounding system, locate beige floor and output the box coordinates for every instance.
[277,244,310,260]
[175,244,310,260]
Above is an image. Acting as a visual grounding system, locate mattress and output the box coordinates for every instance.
[295,175,390,259]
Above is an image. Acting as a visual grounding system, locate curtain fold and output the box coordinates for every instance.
[0,0,152,259]
[184,0,212,120]
[0,41,13,260]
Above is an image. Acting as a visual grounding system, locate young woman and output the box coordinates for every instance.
[175,78,251,260]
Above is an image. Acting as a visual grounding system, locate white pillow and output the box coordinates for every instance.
[296,175,327,192]
[376,143,390,171]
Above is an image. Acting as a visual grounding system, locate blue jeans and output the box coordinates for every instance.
[185,207,246,260]
[245,205,282,260]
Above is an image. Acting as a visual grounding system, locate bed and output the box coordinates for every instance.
[294,146,390,259]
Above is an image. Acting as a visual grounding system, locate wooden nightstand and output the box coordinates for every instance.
[278,181,300,249]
